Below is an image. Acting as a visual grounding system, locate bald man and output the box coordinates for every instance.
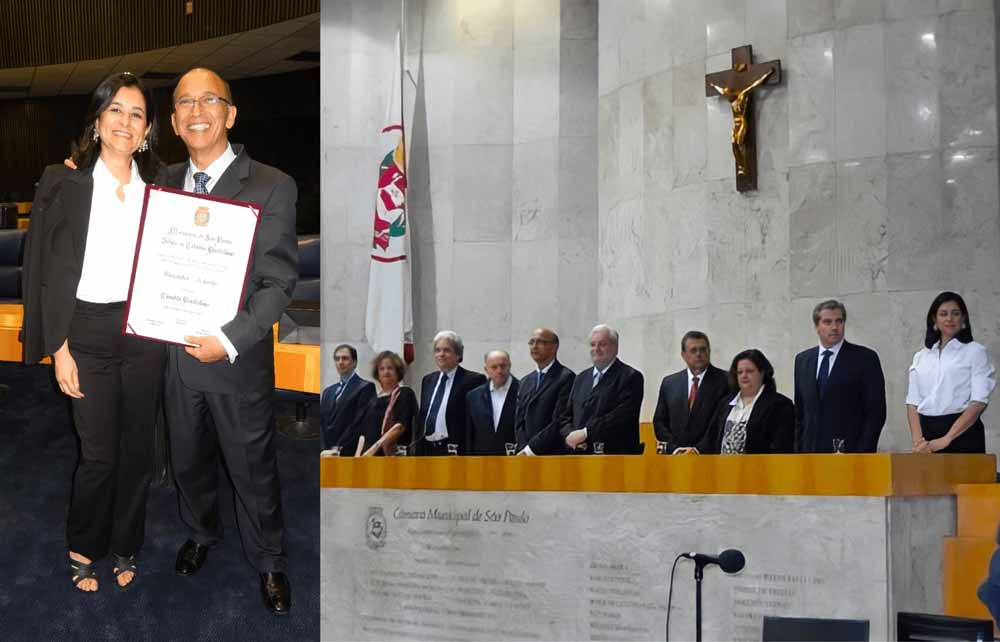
[465,350,520,455]
[163,68,296,614]
[515,328,575,455]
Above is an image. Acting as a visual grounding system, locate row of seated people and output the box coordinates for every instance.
[321,293,996,457]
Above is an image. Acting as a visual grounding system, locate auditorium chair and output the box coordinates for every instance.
[897,611,994,641]
[762,615,870,641]
[0,203,18,229]
[0,228,26,302]
[275,235,321,440]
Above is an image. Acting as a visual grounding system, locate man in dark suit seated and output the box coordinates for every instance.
[653,331,731,454]
[515,328,576,456]
[557,324,644,455]
[465,350,519,455]
[320,344,376,453]
[414,330,487,456]
[794,299,886,453]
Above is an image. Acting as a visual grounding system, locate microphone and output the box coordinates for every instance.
[681,549,745,574]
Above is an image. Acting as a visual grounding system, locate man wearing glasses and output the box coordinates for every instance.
[514,328,575,455]
[164,68,297,615]
[653,331,730,455]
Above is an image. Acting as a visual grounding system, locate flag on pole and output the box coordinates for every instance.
[365,31,413,361]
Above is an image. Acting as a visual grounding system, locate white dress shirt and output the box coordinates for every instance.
[906,340,996,415]
[815,339,845,377]
[489,376,512,430]
[76,158,145,303]
[426,367,458,442]
[183,144,240,362]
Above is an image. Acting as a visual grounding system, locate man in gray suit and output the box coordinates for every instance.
[163,68,297,615]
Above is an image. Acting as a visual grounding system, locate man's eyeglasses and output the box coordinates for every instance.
[175,94,232,111]
[527,339,555,346]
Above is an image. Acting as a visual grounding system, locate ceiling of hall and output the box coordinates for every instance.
[0,12,319,100]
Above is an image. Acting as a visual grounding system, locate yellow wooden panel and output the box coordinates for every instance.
[16,217,29,230]
[0,327,23,362]
[956,484,1000,538]
[943,536,995,619]
[320,453,996,496]
[16,202,31,214]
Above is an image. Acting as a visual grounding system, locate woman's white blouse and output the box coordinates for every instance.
[906,340,996,416]
[75,158,145,303]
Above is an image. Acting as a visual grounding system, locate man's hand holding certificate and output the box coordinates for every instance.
[124,185,260,347]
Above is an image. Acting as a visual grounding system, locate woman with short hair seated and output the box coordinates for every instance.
[906,291,996,454]
[338,350,417,456]
[675,349,795,455]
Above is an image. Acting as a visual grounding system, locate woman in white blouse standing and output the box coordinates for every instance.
[22,73,165,592]
[906,291,996,453]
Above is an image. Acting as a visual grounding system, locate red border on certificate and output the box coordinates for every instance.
[122,183,262,346]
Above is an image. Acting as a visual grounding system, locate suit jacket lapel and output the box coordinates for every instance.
[826,342,850,387]
[529,362,555,406]
[59,172,95,265]
[804,349,819,401]
[208,144,249,200]
[673,374,691,422]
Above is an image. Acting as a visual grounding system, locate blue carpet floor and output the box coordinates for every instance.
[0,362,320,641]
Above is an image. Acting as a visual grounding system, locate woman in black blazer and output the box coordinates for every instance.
[684,349,795,455]
[22,73,165,592]
[338,351,417,456]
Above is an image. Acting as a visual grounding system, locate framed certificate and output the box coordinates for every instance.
[123,185,260,346]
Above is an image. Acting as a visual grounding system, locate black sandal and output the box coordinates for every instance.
[70,557,99,593]
[112,553,137,592]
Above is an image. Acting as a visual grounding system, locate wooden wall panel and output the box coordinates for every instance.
[0,0,319,68]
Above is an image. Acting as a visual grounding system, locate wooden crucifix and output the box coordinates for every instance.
[705,45,781,192]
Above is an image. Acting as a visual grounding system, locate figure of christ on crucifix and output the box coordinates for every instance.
[705,45,781,192]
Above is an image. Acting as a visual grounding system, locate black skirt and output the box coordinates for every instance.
[918,412,986,453]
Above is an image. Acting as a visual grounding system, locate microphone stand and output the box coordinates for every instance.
[694,561,704,641]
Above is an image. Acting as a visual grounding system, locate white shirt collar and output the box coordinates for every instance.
[439,366,458,379]
[489,376,512,393]
[687,367,706,384]
[537,360,555,375]
[931,338,963,352]
[592,358,617,378]
[187,143,236,188]
[93,156,142,189]
[818,339,845,356]
[340,370,356,385]
[729,385,766,408]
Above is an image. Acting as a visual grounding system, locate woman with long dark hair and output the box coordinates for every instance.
[906,291,995,453]
[681,349,795,455]
[22,72,166,592]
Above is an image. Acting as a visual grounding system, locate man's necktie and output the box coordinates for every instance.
[334,381,346,401]
[193,171,211,194]
[424,372,448,436]
[817,350,833,399]
[536,370,545,392]
[593,370,601,388]
[688,376,699,410]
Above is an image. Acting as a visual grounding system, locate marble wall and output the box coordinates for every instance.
[322,488,954,640]
[321,0,599,389]
[599,0,1000,453]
